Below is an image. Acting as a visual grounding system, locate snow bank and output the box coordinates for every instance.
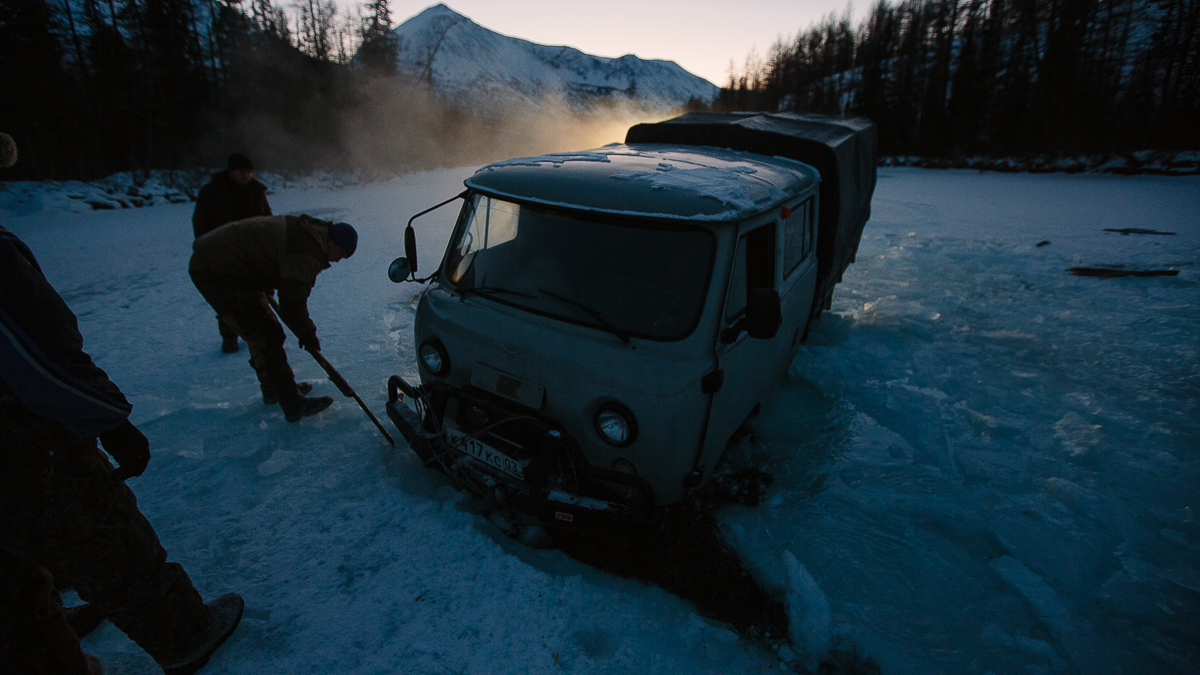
[0,170,365,217]
[881,150,1200,175]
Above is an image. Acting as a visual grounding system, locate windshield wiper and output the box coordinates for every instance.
[537,288,631,344]
[456,286,537,300]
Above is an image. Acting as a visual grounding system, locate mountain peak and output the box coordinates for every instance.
[416,3,465,20]
[387,5,717,111]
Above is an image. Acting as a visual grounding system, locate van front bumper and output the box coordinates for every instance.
[385,376,664,537]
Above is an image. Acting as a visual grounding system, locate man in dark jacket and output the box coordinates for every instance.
[0,226,243,675]
[192,153,272,353]
[189,215,357,422]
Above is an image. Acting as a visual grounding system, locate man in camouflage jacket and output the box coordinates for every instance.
[189,214,357,422]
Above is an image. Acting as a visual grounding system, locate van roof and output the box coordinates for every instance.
[465,144,819,223]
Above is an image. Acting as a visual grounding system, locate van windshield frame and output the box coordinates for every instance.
[441,193,717,342]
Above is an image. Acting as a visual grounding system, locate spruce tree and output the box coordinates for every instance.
[357,0,398,74]
[0,0,74,178]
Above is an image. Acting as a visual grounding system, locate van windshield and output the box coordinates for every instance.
[443,194,714,341]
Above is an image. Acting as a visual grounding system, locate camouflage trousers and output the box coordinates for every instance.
[189,271,300,398]
[0,398,210,673]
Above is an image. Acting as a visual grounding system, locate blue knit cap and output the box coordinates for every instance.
[328,222,357,257]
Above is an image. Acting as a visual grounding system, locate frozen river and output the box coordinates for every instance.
[2,166,1197,674]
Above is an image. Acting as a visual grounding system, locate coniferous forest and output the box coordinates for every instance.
[720,0,1198,158]
[0,0,520,180]
[0,0,629,180]
[1,0,1197,181]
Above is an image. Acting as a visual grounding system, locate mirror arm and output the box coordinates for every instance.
[407,190,469,229]
[399,190,467,283]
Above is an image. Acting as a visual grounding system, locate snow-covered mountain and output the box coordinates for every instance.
[388,4,718,111]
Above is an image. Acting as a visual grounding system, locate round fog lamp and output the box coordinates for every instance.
[595,405,636,447]
[419,340,448,375]
[612,459,638,476]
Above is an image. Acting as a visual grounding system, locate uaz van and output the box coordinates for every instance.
[385,112,877,535]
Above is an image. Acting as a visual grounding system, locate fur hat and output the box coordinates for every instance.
[227,153,253,171]
[328,222,358,257]
[0,133,16,169]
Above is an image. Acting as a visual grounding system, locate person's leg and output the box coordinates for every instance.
[220,292,300,400]
[218,315,239,353]
[0,402,212,668]
[0,550,90,675]
[226,304,332,420]
[191,274,299,398]
[191,274,329,420]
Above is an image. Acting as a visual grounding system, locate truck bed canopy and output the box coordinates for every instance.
[626,112,877,310]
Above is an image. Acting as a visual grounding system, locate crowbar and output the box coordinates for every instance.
[266,297,394,445]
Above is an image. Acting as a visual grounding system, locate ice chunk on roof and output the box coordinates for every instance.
[610,164,789,212]
[485,151,614,169]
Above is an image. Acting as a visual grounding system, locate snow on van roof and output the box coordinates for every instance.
[467,144,819,222]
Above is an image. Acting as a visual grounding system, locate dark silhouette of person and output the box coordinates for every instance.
[1,226,244,675]
[192,153,272,353]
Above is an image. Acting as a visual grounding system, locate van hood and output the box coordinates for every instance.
[416,286,710,400]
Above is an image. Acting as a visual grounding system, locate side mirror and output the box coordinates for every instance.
[745,288,782,339]
[404,225,418,274]
[387,257,412,283]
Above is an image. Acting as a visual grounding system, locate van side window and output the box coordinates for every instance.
[725,223,776,321]
[449,195,521,283]
[783,197,814,278]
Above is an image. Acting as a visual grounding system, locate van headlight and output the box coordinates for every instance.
[595,404,637,447]
[419,338,449,376]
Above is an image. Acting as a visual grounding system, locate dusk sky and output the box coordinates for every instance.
[361,1,870,85]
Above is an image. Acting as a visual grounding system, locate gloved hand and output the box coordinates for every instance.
[98,420,150,481]
[299,333,321,353]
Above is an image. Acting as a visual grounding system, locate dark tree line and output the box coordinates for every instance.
[0,0,472,180]
[719,0,1199,156]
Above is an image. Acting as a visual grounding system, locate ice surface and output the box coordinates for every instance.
[2,166,1196,674]
[783,550,831,653]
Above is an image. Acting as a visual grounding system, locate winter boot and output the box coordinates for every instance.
[278,391,334,422]
[261,382,312,405]
[64,603,105,639]
[160,593,244,675]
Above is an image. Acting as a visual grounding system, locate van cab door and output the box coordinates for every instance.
[697,221,780,475]
[696,199,819,478]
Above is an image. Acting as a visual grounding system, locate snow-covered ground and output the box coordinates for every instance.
[2,166,1196,674]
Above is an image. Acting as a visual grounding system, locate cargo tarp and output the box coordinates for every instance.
[626,112,877,313]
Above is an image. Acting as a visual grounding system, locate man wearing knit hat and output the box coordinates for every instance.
[192,153,273,353]
[189,216,357,422]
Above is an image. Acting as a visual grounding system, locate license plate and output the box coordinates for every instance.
[444,428,525,481]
